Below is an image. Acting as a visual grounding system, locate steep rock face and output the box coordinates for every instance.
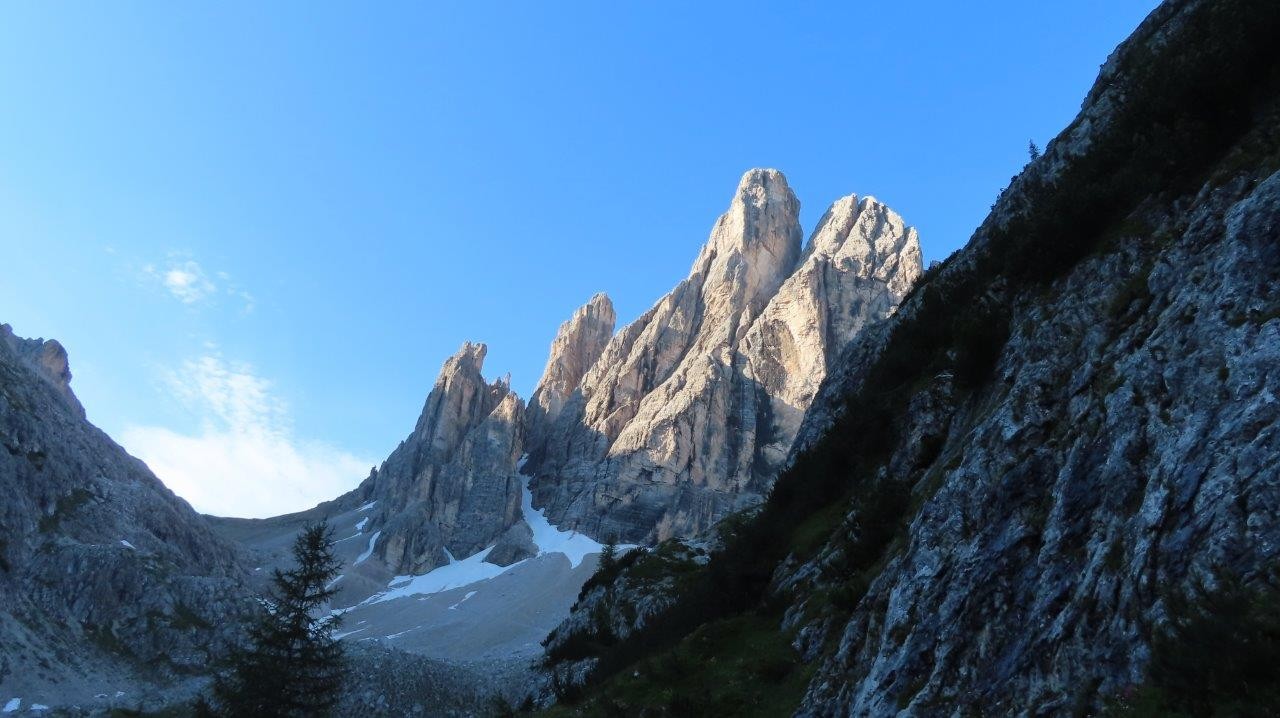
[526,170,922,543]
[534,3,1280,714]
[524,293,616,462]
[789,176,1280,718]
[776,3,1280,713]
[741,194,922,480]
[356,342,527,575]
[0,324,247,702]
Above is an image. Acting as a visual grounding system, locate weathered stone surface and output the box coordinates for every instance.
[355,342,527,575]
[773,5,1280,711]
[0,324,248,705]
[525,293,616,463]
[785,167,1280,716]
[741,193,922,483]
[486,519,537,567]
[525,170,922,543]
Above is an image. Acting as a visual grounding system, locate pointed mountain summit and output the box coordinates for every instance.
[525,293,616,461]
[523,169,922,542]
[355,341,525,575]
[269,169,920,588]
[194,168,921,670]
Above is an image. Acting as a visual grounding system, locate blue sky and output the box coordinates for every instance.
[0,1,1159,516]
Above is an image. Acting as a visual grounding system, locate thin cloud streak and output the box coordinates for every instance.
[121,354,371,518]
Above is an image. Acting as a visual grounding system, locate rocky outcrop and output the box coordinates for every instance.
[789,165,1280,718]
[289,171,919,589]
[535,2,1280,714]
[778,8,1280,710]
[525,170,922,543]
[524,293,616,462]
[354,342,527,575]
[0,324,248,704]
[740,194,922,481]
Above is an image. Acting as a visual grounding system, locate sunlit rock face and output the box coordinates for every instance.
[359,342,527,575]
[344,169,921,574]
[524,293,616,465]
[523,169,922,543]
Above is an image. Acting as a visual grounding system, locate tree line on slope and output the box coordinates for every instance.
[540,0,1280,713]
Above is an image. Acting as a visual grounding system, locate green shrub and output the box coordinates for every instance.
[1156,572,1280,714]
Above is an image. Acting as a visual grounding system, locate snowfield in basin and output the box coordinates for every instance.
[347,457,623,606]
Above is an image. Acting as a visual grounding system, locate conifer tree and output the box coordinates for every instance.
[208,522,345,717]
[599,536,618,575]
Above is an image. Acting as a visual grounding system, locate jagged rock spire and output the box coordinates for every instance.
[525,293,616,459]
[523,170,922,543]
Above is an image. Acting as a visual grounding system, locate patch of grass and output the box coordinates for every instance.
[1107,267,1154,323]
[84,621,135,659]
[1109,569,1280,716]
[39,488,94,533]
[169,602,212,631]
[788,498,848,559]
[543,614,814,718]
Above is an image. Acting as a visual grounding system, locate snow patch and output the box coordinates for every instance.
[30,705,49,712]
[367,546,508,604]
[325,574,344,591]
[356,501,377,512]
[2,699,19,713]
[354,517,369,532]
[519,456,618,568]
[448,590,478,610]
[331,626,367,640]
[336,456,621,616]
[119,540,135,550]
[353,531,381,565]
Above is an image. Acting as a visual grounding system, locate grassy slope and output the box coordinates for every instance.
[538,0,1280,714]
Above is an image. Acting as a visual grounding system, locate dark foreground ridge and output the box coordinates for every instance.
[536,0,1280,714]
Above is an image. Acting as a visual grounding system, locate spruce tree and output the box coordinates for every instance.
[209,521,345,717]
[599,536,618,575]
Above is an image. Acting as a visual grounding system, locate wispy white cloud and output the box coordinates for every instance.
[121,354,371,518]
[144,259,216,304]
[140,255,255,313]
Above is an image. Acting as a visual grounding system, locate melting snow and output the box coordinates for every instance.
[334,455,623,619]
[353,531,381,565]
[325,574,344,591]
[331,626,367,640]
[518,456,615,568]
[356,501,377,512]
[368,546,508,604]
[30,705,49,712]
[354,517,369,532]
[448,590,478,610]
[119,540,135,550]
[2,699,19,713]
